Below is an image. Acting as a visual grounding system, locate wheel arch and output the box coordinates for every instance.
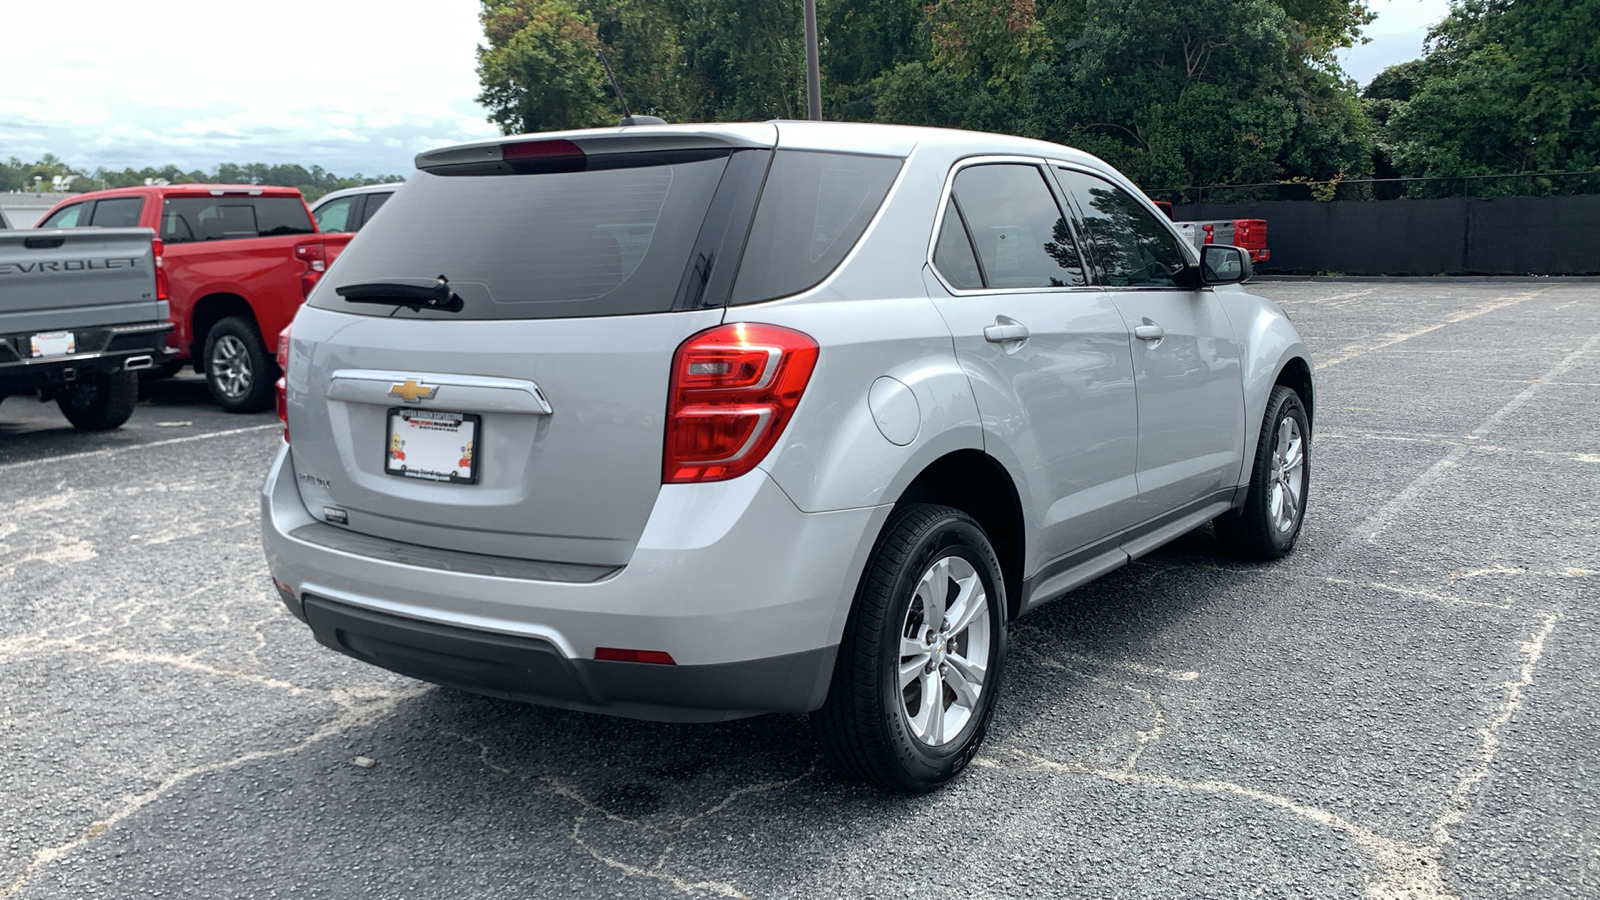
[893,449,1027,621]
[1274,355,1314,431]
[189,293,258,371]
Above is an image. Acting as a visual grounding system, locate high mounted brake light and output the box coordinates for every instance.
[663,323,818,484]
[501,139,586,173]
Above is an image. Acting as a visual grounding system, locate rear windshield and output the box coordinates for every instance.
[160,196,314,243]
[730,150,902,305]
[311,155,730,321]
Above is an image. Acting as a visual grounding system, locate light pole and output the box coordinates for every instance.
[803,0,822,120]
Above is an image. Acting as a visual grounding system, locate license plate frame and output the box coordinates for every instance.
[30,331,76,358]
[383,407,481,485]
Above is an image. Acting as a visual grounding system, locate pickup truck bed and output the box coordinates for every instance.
[0,227,176,429]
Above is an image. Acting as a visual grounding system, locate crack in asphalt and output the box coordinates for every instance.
[440,729,815,898]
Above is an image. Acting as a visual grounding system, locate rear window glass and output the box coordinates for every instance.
[311,156,730,321]
[730,150,902,305]
[160,197,313,243]
[90,197,144,227]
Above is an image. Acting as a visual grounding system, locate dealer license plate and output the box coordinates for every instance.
[30,331,76,358]
[384,408,480,484]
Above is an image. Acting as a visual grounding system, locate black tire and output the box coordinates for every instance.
[57,370,138,431]
[1215,384,1310,559]
[202,316,276,413]
[812,504,1008,792]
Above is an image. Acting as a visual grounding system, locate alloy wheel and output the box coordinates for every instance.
[1270,416,1305,534]
[210,334,253,400]
[897,555,991,747]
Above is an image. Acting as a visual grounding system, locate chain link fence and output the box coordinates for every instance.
[1147,172,1600,205]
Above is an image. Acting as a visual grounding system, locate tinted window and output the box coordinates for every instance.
[312,156,730,321]
[89,197,144,227]
[40,204,85,228]
[160,196,313,243]
[730,151,901,305]
[359,191,393,227]
[1056,168,1186,287]
[950,164,1084,288]
[933,198,983,290]
[314,197,356,233]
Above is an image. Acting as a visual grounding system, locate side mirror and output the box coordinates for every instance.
[1200,244,1252,285]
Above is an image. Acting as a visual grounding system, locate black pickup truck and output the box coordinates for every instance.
[0,225,177,430]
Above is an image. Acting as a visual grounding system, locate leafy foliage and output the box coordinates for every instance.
[0,156,400,202]
[1366,0,1600,186]
[476,0,1377,190]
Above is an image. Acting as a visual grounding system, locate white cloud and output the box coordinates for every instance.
[7,0,495,175]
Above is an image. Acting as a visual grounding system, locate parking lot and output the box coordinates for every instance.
[2,281,1595,898]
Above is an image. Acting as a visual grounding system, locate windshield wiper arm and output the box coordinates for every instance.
[336,276,464,313]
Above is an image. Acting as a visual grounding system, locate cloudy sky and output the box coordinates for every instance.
[4,0,1449,180]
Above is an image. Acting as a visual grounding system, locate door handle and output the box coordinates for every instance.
[1134,323,1165,341]
[984,320,1030,343]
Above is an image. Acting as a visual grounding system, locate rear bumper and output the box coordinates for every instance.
[0,321,175,393]
[261,444,889,721]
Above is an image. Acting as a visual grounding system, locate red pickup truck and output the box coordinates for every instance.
[37,185,352,412]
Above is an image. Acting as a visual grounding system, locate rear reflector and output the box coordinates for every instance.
[594,647,676,665]
[664,323,819,484]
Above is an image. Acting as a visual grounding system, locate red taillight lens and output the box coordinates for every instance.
[664,323,818,484]
[152,238,169,301]
[294,241,327,299]
[594,647,676,665]
[1202,223,1215,244]
[275,323,291,441]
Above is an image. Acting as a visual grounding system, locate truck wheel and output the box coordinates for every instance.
[812,504,1007,792]
[57,370,138,431]
[1214,385,1309,559]
[203,317,275,413]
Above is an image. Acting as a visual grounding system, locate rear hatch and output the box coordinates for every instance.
[0,227,160,335]
[287,126,776,566]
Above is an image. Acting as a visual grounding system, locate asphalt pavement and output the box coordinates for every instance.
[2,283,1596,898]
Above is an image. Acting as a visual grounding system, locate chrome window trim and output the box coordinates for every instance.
[925,155,1104,298]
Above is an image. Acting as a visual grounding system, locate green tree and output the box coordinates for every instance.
[1366,0,1600,184]
[477,0,612,134]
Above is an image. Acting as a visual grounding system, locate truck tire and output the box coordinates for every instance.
[203,317,276,413]
[57,370,138,431]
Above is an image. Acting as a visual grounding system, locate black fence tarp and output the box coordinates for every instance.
[1171,195,1600,275]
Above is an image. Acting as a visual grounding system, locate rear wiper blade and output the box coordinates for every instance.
[336,276,464,313]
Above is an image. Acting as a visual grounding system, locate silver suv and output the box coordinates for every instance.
[262,122,1312,791]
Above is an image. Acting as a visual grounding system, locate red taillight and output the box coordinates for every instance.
[595,647,676,665]
[1202,223,1215,244]
[294,241,327,299]
[275,323,291,441]
[152,238,169,302]
[663,323,818,484]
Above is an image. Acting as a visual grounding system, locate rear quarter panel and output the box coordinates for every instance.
[163,235,308,350]
[742,143,988,514]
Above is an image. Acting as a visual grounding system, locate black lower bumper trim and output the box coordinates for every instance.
[301,595,837,723]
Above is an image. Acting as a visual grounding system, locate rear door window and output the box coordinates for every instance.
[948,163,1085,288]
[311,154,733,321]
[88,197,144,227]
[730,150,902,305]
[933,198,984,290]
[1055,168,1187,287]
[39,204,85,228]
[160,196,314,243]
[357,191,393,227]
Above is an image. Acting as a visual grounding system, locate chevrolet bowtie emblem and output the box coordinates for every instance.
[389,378,439,403]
